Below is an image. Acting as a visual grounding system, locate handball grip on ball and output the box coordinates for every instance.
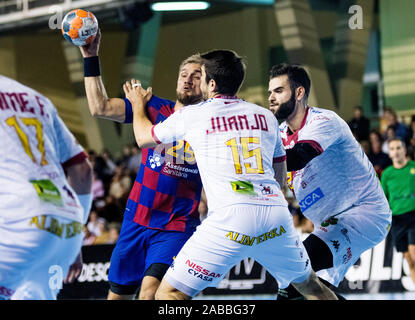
[84,56,101,77]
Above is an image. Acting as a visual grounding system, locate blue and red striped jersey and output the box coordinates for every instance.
[123,95,202,233]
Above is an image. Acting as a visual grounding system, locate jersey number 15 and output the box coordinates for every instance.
[226,137,264,174]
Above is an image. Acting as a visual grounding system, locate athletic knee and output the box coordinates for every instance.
[154,285,176,300]
[139,276,161,300]
[405,255,415,269]
[139,286,157,300]
[293,271,322,294]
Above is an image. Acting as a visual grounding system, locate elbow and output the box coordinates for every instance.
[134,136,145,149]
[89,105,105,118]
[89,100,110,118]
[135,138,149,149]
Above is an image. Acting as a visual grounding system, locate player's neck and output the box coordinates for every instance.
[174,101,185,111]
[286,103,307,133]
[393,158,408,169]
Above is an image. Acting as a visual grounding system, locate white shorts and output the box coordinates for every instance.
[164,204,311,297]
[0,215,83,300]
[312,203,391,287]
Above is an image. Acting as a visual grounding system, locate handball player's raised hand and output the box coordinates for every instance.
[123,79,152,111]
[80,28,101,58]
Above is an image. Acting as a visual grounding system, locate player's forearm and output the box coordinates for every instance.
[132,108,157,149]
[273,162,287,190]
[84,76,125,122]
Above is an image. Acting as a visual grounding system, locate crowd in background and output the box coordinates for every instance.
[83,105,415,246]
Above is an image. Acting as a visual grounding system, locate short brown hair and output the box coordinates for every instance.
[388,138,406,148]
[200,49,246,95]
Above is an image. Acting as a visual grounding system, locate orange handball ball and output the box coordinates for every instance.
[61,9,98,46]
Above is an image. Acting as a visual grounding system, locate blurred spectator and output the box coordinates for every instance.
[93,222,109,245]
[93,222,121,245]
[83,225,97,246]
[101,149,117,177]
[97,195,124,224]
[87,209,107,237]
[360,140,370,155]
[348,106,370,142]
[126,145,142,175]
[107,223,121,244]
[407,115,415,147]
[408,145,415,161]
[382,125,397,154]
[116,145,132,168]
[92,171,105,200]
[381,107,408,142]
[367,130,392,178]
[109,165,132,200]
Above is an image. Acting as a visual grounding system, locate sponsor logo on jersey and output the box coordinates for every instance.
[230,180,257,196]
[304,258,310,270]
[260,184,273,195]
[149,153,163,169]
[321,216,338,227]
[341,228,351,244]
[330,240,340,252]
[343,247,352,264]
[225,225,286,246]
[299,187,324,212]
[29,215,83,239]
[185,260,222,282]
[0,286,14,299]
[30,179,63,206]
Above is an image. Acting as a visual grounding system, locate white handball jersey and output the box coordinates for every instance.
[153,96,288,212]
[0,76,86,223]
[280,107,389,225]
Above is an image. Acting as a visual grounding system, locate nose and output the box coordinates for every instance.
[185,75,193,85]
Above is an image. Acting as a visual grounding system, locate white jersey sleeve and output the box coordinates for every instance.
[297,110,341,152]
[152,108,186,144]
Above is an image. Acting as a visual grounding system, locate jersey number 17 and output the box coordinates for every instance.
[6,116,48,166]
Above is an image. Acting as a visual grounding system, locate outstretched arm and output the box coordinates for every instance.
[123,80,157,149]
[80,29,127,122]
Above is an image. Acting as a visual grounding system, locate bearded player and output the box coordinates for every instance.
[124,50,338,300]
[268,63,391,300]
[79,30,205,300]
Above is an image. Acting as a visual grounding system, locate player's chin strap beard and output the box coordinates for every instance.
[177,92,203,106]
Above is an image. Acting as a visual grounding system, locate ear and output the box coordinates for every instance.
[295,86,306,101]
[208,79,217,93]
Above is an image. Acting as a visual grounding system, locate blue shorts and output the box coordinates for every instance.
[108,215,193,293]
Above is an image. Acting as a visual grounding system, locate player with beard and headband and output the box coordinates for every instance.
[79,30,206,300]
[268,63,392,300]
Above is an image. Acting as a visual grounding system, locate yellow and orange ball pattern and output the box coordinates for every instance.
[61,9,98,46]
